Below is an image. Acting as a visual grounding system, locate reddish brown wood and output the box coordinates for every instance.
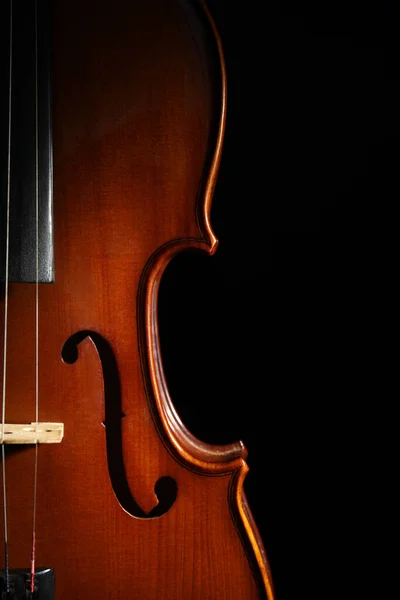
[0,1,275,598]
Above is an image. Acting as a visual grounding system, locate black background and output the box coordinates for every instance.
[158,1,398,598]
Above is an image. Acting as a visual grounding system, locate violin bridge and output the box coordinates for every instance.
[0,423,64,444]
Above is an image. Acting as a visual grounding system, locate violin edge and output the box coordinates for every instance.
[137,2,276,597]
[138,237,247,473]
[138,242,275,599]
[231,464,276,600]
[195,0,226,253]
[138,0,239,475]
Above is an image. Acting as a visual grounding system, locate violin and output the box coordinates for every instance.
[0,0,275,598]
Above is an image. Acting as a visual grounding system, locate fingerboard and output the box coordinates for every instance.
[0,0,53,283]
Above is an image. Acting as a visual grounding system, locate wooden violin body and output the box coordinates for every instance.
[0,0,274,598]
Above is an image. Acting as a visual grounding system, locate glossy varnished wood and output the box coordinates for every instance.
[0,1,274,598]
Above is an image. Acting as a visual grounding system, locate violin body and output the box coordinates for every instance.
[0,1,274,598]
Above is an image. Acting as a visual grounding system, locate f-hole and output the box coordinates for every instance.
[61,330,177,519]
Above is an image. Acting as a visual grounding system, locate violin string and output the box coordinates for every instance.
[1,0,13,593]
[31,0,39,592]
